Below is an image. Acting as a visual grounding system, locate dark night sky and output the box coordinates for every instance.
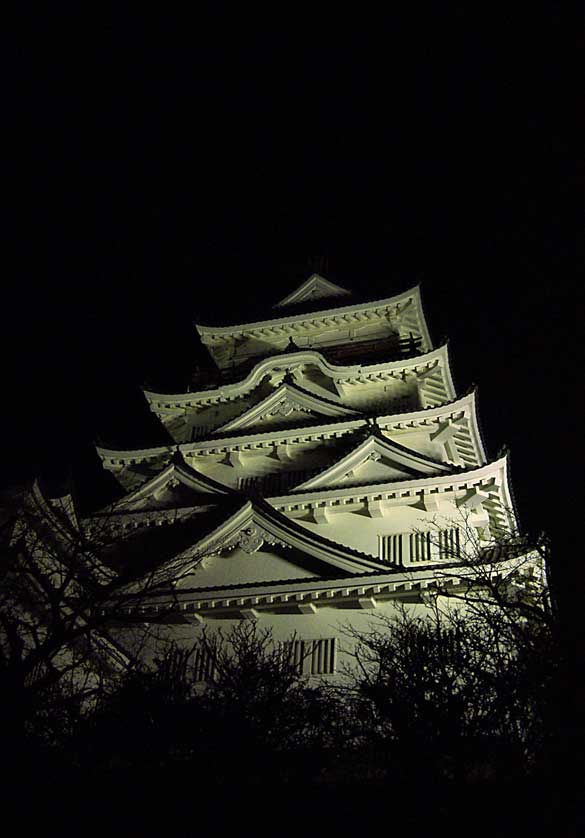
[4,9,581,600]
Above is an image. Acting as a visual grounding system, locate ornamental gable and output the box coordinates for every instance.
[295,433,451,491]
[215,382,360,434]
[177,543,322,589]
[106,454,232,513]
[134,498,389,586]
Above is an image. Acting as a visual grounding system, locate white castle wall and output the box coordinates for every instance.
[296,502,465,558]
[129,596,461,686]
[94,281,515,689]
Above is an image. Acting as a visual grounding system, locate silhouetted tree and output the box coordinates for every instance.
[0,480,176,765]
[338,520,561,785]
[74,620,344,789]
[196,621,343,782]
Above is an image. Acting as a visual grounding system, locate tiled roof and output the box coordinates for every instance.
[174,568,399,594]
[195,285,418,331]
[97,388,473,455]
[195,290,369,328]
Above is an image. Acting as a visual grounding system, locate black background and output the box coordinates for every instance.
[4,9,580,612]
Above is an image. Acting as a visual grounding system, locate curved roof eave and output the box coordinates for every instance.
[295,431,453,491]
[414,283,433,353]
[101,457,235,512]
[96,387,480,464]
[467,386,488,465]
[193,284,423,335]
[152,496,392,580]
[267,454,512,507]
[498,453,519,533]
[440,340,457,402]
[143,341,452,407]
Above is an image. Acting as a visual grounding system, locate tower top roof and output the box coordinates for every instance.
[194,283,426,339]
[274,274,353,308]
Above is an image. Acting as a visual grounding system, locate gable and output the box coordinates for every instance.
[111,456,232,513]
[177,544,321,589]
[216,383,358,433]
[332,457,418,486]
[295,433,451,491]
[138,497,390,587]
[275,274,352,308]
[223,406,326,431]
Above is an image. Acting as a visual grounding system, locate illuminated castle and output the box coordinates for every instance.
[91,274,519,677]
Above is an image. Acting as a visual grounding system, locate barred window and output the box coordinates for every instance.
[435,527,461,561]
[192,645,218,682]
[280,638,337,675]
[409,531,433,562]
[378,533,403,564]
[379,528,461,564]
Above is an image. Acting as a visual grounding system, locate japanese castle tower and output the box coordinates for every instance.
[91,275,518,677]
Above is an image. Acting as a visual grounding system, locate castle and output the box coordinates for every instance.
[73,273,527,679]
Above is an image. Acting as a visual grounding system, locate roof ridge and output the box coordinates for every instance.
[246,495,388,566]
[131,493,390,586]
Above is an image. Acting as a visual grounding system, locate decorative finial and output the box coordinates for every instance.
[307,253,329,277]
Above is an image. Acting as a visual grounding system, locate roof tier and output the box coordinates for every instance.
[98,388,486,495]
[194,282,432,376]
[84,450,519,615]
[143,343,457,444]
